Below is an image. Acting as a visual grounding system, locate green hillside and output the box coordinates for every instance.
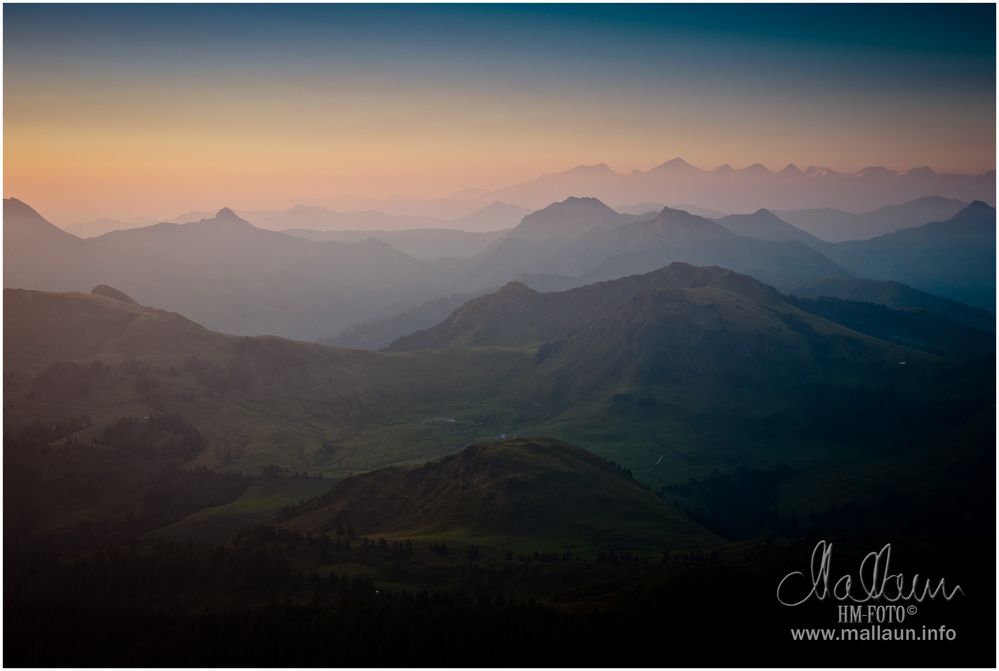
[4,266,992,550]
[287,437,718,551]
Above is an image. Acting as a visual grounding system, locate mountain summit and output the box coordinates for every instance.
[507,196,632,240]
[286,437,718,549]
[215,207,242,221]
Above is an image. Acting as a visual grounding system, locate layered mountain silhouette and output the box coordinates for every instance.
[817,202,996,309]
[66,215,159,239]
[390,264,781,351]
[791,277,994,333]
[487,160,994,212]
[165,201,529,233]
[541,205,848,291]
[6,264,992,490]
[4,198,100,291]
[715,209,822,245]
[4,199,450,339]
[328,289,492,350]
[776,196,969,242]
[390,262,991,365]
[506,196,643,240]
[464,198,847,293]
[5,194,993,345]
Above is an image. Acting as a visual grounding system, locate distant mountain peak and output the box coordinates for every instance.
[561,195,609,206]
[496,280,535,296]
[805,165,840,177]
[4,197,47,222]
[952,200,996,222]
[3,197,81,241]
[652,157,698,172]
[538,196,617,216]
[563,163,615,176]
[191,207,251,228]
[780,163,802,176]
[656,205,714,222]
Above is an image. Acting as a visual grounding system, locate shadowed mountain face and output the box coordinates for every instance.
[817,202,996,310]
[385,264,993,459]
[4,286,224,374]
[390,263,781,351]
[287,437,718,549]
[776,195,969,242]
[785,295,994,359]
[791,277,995,333]
[716,209,822,244]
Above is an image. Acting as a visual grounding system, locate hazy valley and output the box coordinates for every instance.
[4,166,996,667]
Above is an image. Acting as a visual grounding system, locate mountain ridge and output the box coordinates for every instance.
[286,437,719,549]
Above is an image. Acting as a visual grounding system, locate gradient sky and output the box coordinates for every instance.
[4,4,996,223]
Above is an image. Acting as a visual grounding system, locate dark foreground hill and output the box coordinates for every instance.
[287,437,718,550]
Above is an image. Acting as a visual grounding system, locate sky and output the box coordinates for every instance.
[4,3,996,223]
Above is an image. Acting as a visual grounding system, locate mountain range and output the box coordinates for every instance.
[5,194,994,346]
[68,201,531,238]
[775,196,969,242]
[5,264,991,550]
[814,201,997,310]
[4,200,452,340]
[53,160,990,236]
[486,159,995,213]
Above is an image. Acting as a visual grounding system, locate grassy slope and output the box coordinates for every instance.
[152,477,333,544]
[5,278,992,548]
[287,437,720,551]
